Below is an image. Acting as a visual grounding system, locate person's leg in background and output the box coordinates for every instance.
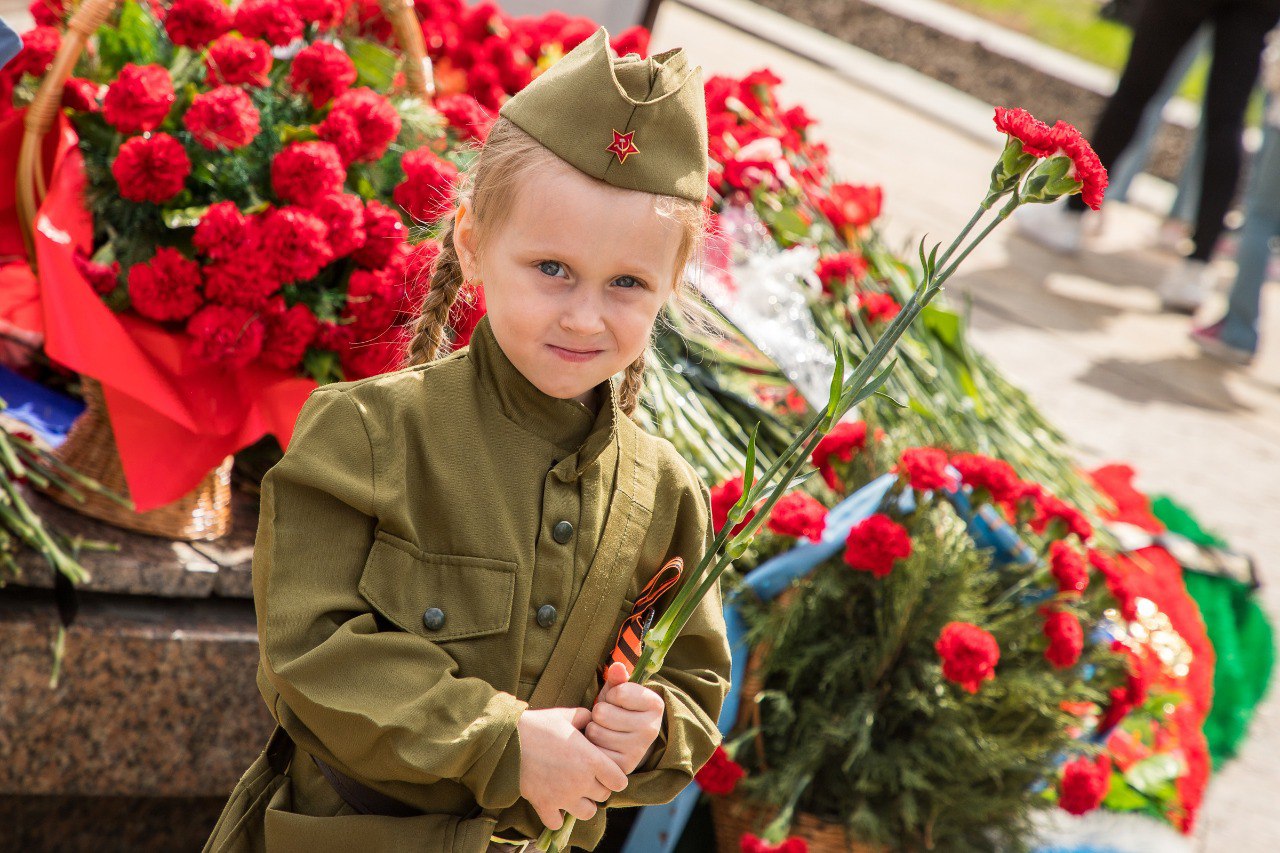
[1193,116,1280,363]
[1016,0,1208,254]
[1159,0,1280,311]
[1108,25,1212,206]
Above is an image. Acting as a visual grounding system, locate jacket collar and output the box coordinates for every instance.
[467,314,621,476]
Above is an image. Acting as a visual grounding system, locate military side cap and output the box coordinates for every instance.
[498,27,709,204]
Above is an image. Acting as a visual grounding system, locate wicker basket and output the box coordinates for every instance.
[709,790,884,853]
[36,378,234,540]
[15,0,432,538]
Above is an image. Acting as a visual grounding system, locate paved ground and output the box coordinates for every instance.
[653,1,1280,849]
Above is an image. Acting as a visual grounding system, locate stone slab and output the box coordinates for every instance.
[0,587,270,798]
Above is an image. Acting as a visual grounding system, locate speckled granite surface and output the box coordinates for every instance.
[0,589,272,798]
[0,794,228,851]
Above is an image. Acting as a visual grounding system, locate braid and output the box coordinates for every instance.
[618,348,647,417]
[403,215,467,368]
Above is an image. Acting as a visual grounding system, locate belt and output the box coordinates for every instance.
[311,754,425,818]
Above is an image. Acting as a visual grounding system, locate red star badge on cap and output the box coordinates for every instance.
[606,129,640,165]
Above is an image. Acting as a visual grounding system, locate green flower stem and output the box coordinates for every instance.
[934,194,1020,284]
[934,200,992,273]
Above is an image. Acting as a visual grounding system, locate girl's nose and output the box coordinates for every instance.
[559,288,607,336]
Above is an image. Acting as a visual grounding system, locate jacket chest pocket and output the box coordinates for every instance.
[357,529,517,643]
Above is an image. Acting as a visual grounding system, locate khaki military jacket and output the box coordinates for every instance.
[206,315,731,852]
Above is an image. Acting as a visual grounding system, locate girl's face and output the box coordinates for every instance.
[455,160,683,409]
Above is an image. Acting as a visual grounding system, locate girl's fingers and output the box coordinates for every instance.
[585,720,631,751]
[592,701,654,732]
[598,681,664,712]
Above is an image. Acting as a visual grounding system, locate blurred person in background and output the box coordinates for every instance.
[1190,29,1280,365]
[1018,0,1280,313]
[1,18,21,70]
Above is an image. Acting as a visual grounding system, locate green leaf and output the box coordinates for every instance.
[346,38,399,91]
[96,0,164,78]
[162,205,210,229]
[278,125,320,144]
[1124,753,1184,795]
[1102,776,1149,811]
[823,347,845,429]
[730,424,760,521]
[849,358,898,407]
[921,303,963,351]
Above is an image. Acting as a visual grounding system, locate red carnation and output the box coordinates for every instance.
[1058,754,1111,815]
[1088,549,1138,622]
[28,0,67,28]
[950,453,1022,505]
[10,26,59,77]
[394,148,459,224]
[288,42,356,108]
[312,193,367,258]
[694,745,744,796]
[194,201,247,260]
[185,85,260,151]
[810,420,867,490]
[319,87,402,164]
[710,474,757,536]
[260,300,320,371]
[343,268,404,337]
[205,34,273,87]
[766,491,828,542]
[819,182,882,235]
[434,93,495,142]
[204,256,280,310]
[340,325,411,379]
[897,447,952,492]
[610,25,650,58]
[259,206,334,284]
[112,133,190,203]
[1050,121,1108,211]
[1031,491,1094,542]
[814,251,867,296]
[399,240,440,313]
[1100,642,1151,731]
[61,78,100,112]
[102,63,175,133]
[185,304,265,369]
[164,0,233,48]
[271,141,346,207]
[353,200,407,269]
[993,107,1057,158]
[858,291,900,324]
[293,0,347,30]
[1042,608,1084,669]
[843,513,911,578]
[740,835,808,853]
[72,251,120,295]
[935,621,999,693]
[234,0,303,46]
[127,248,203,321]
[1048,540,1089,594]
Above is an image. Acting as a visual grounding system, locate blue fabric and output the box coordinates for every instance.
[0,19,21,71]
[1220,116,1280,354]
[0,365,86,448]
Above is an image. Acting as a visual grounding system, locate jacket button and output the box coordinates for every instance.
[536,604,558,628]
[552,520,574,544]
[422,608,446,631]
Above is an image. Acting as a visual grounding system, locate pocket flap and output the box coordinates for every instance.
[358,530,516,643]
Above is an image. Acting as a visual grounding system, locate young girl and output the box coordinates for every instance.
[204,27,731,853]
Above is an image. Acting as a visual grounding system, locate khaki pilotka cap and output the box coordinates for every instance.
[498,27,709,204]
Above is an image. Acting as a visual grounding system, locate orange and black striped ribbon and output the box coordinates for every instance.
[600,556,684,682]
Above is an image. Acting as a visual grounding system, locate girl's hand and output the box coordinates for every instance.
[585,662,666,774]
[516,706,629,830]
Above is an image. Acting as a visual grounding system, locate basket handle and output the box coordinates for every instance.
[15,0,436,268]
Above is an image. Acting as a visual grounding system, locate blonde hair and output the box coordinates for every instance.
[401,117,712,418]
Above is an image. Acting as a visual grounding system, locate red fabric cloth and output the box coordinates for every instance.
[2,110,316,512]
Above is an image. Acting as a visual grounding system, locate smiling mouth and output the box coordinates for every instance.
[548,344,604,361]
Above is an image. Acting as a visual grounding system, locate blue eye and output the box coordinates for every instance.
[614,275,646,290]
[538,260,566,278]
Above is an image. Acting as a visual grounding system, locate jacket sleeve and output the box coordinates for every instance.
[254,387,527,811]
[608,467,731,808]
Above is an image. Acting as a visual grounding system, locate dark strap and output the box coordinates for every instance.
[311,754,425,818]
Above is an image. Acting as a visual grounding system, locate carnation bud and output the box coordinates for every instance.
[986,137,1038,203]
[1017,155,1083,206]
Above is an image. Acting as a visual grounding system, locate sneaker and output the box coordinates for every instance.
[1014,202,1085,255]
[1158,258,1215,314]
[1190,321,1255,365]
